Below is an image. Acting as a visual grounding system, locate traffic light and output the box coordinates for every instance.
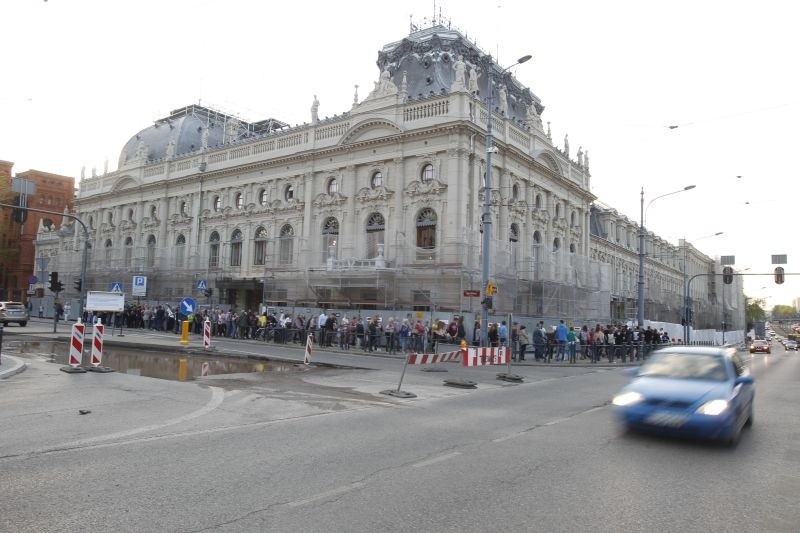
[722,266,733,284]
[204,289,213,298]
[775,266,785,284]
[48,272,59,292]
[54,281,64,293]
[73,278,82,292]
[481,296,493,309]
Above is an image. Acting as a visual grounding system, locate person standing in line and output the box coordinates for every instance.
[555,319,569,361]
[567,326,578,363]
[517,325,529,361]
[498,321,509,348]
[532,322,545,361]
[39,304,44,318]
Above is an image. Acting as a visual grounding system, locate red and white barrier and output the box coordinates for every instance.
[407,349,463,365]
[463,346,509,367]
[304,333,314,365]
[69,321,85,368]
[90,319,104,367]
[203,319,211,349]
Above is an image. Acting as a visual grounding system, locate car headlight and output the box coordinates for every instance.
[612,391,644,406]
[696,399,729,416]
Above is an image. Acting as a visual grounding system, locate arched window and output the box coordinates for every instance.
[104,239,113,266]
[209,231,220,268]
[534,194,542,209]
[180,201,189,217]
[230,229,243,267]
[366,212,385,259]
[235,192,244,210]
[279,224,294,265]
[88,215,94,229]
[371,171,383,189]
[510,223,520,271]
[127,208,134,221]
[107,211,114,224]
[213,196,222,212]
[569,243,576,254]
[552,237,561,252]
[327,177,338,195]
[175,234,186,268]
[570,211,577,227]
[150,205,157,219]
[146,235,156,267]
[285,185,294,201]
[512,184,520,202]
[254,226,268,266]
[124,236,133,265]
[555,203,561,218]
[420,163,434,184]
[259,188,268,207]
[42,218,54,230]
[416,208,437,260]
[321,217,339,262]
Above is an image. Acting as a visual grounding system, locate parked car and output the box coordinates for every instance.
[0,301,30,327]
[750,340,770,354]
[612,346,754,446]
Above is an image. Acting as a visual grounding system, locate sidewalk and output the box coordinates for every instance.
[1,318,642,370]
[0,354,26,379]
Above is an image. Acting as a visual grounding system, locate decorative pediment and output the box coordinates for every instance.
[406,179,447,198]
[355,186,395,204]
[110,175,140,192]
[312,191,348,208]
[341,119,402,145]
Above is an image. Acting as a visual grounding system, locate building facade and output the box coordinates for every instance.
[0,161,74,302]
[32,25,744,334]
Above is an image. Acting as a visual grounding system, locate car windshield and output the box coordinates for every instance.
[638,353,728,381]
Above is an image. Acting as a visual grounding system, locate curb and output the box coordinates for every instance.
[0,355,28,380]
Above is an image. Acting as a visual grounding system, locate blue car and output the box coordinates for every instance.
[612,346,754,446]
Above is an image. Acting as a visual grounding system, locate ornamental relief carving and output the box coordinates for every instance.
[477,188,501,206]
[100,222,115,235]
[552,216,567,231]
[509,200,529,217]
[570,225,583,240]
[405,178,447,197]
[312,191,348,208]
[355,186,395,204]
[119,220,137,232]
[532,209,549,225]
[169,213,193,228]
[141,217,160,230]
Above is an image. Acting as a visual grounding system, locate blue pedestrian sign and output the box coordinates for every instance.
[196,279,208,290]
[110,282,124,293]
[180,297,197,315]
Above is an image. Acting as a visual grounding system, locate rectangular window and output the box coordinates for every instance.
[209,244,219,268]
[230,242,242,267]
[254,240,266,265]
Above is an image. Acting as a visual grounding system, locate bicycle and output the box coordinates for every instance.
[254,327,275,342]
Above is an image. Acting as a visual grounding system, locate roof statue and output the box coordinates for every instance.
[497,84,508,116]
[451,55,467,92]
[564,134,570,157]
[311,95,320,124]
[366,67,398,100]
[577,146,584,166]
[468,63,480,94]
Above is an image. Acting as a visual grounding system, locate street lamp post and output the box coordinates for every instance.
[480,53,531,347]
[637,185,695,328]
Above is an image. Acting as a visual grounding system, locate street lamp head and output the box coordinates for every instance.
[517,55,533,65]
[684,185,696,191]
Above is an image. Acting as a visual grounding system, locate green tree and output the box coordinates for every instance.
[772,304,797,320]
[744,296,766,332]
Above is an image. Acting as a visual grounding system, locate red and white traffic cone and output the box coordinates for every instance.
[304,333,314,365]
[87,318,114,373]
[203,319,211,349]
[61,319,87,373]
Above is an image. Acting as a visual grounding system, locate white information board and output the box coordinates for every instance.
[86,291,125,312]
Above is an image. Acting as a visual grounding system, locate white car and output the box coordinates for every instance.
[0,301,30,327]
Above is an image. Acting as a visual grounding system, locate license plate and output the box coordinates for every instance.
[644,412,688,428]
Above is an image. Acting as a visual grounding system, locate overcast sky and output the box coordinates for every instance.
[3,0,798,309]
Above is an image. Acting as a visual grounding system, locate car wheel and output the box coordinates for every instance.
[20,321,27,327]
[725,425,742,447]
[745,402,754,427]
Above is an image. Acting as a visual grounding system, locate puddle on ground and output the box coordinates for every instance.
[4,340,310,381]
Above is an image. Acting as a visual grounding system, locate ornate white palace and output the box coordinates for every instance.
[34,24,744,333]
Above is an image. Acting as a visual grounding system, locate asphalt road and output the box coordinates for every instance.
[1,333,798,532]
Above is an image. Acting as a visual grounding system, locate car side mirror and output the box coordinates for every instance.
[735,376,754,385]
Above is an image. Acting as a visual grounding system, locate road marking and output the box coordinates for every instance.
[286,481,367,508]
[51,386,225,449]
[412,451,462,468]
